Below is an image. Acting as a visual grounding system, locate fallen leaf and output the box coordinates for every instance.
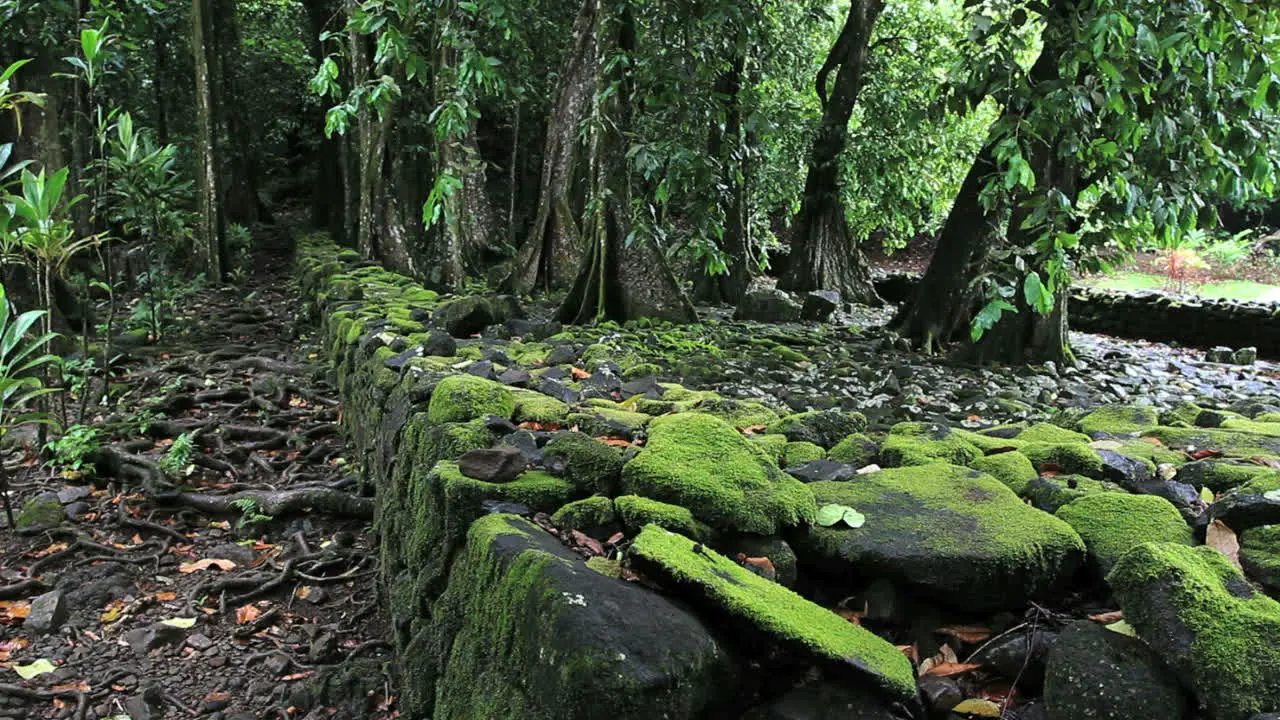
[0,601,31,620]
[159,617,197,629]
[281,671,314,681]
[155,592,177,602]
[1087,610,1124,623]
[294,586,314,601]
[179,558,237,573]
[570,367,590,380]
[595,436,632,448]
[739,556,776,575]
[12,658,56,679]
[236,605,262,625]
[1206,520,1242,569]
[925,662,984,677]
[1254,456,1280,470]
[205,691,231,703]
[1187,449,1225,461]
[837,608,863,624]
[896,644,919,664]
[738,425,768,434]
[952,698,1002,717]
[1105,619,1137,637]
[52,681,90,692]
[605,532,625,546]
[1200,486,1215,504]
[935,625,992,644]
[917,644,960,676]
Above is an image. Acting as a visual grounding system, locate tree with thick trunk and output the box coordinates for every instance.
[192,0,226,280]
[557,0,695,325]
[777,0,884,304]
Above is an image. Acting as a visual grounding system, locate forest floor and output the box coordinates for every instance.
[0,233,394,720]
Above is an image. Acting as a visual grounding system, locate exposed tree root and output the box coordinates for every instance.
[154,488,373,519]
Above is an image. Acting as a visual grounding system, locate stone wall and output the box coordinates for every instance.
[874,272,1280,358]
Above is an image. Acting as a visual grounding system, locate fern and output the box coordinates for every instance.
[159,431,195,476]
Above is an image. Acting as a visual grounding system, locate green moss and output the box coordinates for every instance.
[1222,418,1280,437]
[506,342,552,367]
[566,407,652,438]
[1144,426,1280,461]
[1020,442,1104,477]
[419,419,497,468]
[1108,543,1280,719]
[1055,493,1193,572]
[624,398,679,415]
[550,496,617,530]
[750,434,790,462]
[542,432,625,494]
[15,497,63,529]
[628,525,917,703]
[783,441,825,467]
[455,344,484,361]
[1024,475,1124,512]
[614,495,713,541]
[799,465,1085,610]
[690,398,780,429]
[511,388,570,425]
[1015,423,1091,444]
[953,429,1026,454]
[1163,401,1207,428]
[768,410,868,448]
[1102,437,1185,467]
[1077,405,1161,435]
[585,555,624,579]
[621,413,816,534]
[971,451,1037,495]
[428,375,516,424]
[880,423,981,467]
[1240,525,1280,595]
[1178,460,1272,493]
[771,345,809,363]
[1258,412,1280,424]
[827,433,878,465]
[622,363,662,381]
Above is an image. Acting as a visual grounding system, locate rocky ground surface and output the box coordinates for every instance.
[0,240,392,719]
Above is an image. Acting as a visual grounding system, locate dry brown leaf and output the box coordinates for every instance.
[1206,520,1242,569]
[925,662,984,677]
[836,609,864,625]
[0,601,31,620]
[179,558,237,574]
[935,624,993,644]
[51,681,90,692]
[1088,610,1124,623]
[235,605,261,625]
[155,592,177,602]
[917,644,960,676]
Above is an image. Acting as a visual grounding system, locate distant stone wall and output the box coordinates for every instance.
[874,272,1280,358]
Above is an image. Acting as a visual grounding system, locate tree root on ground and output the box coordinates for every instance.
[154,488,373,519]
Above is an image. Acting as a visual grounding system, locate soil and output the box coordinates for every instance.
[0,230,394,720]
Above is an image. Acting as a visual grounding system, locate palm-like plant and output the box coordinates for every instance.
[0,283,60,528]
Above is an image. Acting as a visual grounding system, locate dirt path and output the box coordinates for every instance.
[0,236,394,720]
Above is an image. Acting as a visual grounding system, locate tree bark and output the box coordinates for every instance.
[557,1,695,325]
[695,50,754,305]
[506,0,601,293]
[777,0,885,304]
[192,0,226,280]
[212,0,263,227]
[302,0,346,241]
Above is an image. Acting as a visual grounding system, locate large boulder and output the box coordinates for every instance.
[621,413,816,534]
[1108,543,1280,720]
[411,515,733,719]
[433,296,495,337]
[1043,621,1189,720]
[878,423,982,467]
[1209,472,1280,531]
[734,289,803,323]
[793,465,1085,611]
[1054,493,1194,573]
[428,375,515,424]
[627,525,917,706]
[1076,406,1161,436]
[768,410,868,449]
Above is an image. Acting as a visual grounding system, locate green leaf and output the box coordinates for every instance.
[815,504,846,527]
[1023,273,1054,315]
[842,508,866,528]
[159,616,197,629]
[1200,486,1214,504]
[13,658,56,679]
[1106,619,1137,637]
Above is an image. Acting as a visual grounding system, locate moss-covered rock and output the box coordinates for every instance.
[1144,426,1280,461]
[627,525,917,704]
[954,429,1026,454]
[767,409,868,449]
[971,451,1037,495]
[15,496,63,529]
[795,465,1085,611]
[614,496,713,542]
[1017,423,1092,445]
[827,433,878,466]
[1177,460,1273,493]
[433,296,494,337]
[1023,475,1125,513]
[1043,620,1189,720]
[1054,493,1194,573]
[783,441,825,467]
[690,398,781,429]
[1108,543,1280,720]
[566,407,651,439]
[1020,442,1105,477]
[621,413,816,535]
[749,434,790,462]
[1100,437,1185,467]
[511,388,570,425]
[1077,406,1161,436]
[1208,472,1280,531]
[1240,525,1280,596]
[879,423,981,467]
[551,497,617,532]
[542,432,625,495]
[428,375,515,424]
[417,515,733,719]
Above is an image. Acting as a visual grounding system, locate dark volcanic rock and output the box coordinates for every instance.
[457,447,528,483]
[800,290,841,322]
[734,289,802,323]
[1044,621,1189,720]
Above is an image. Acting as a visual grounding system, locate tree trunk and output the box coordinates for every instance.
[302,0,345,240]
[348,20,386,261]
[213,0,262,227]
[192,0,226,280]
[966,286,1071,365]
[557,1,695,325]
[506,0,601,293]
[777,0,885,304]
[695,50,753,304]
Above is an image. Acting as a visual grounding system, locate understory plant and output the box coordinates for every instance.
[0,283,61,528]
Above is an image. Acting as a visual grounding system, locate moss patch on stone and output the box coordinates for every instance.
[1020,442,1104,477]
[1108,543,1280,720]
[971,451,1037,495]
[1024,475,1125,513]
[542,432,625,494]
[1240,525,1280,596]
[551,497,617,531]
[691,398,781,429]
[749,434,790,462]
[628,525,917,703]
[827,433,878,466]
[1016,423,1092,445]
[1055,493,1193,573]
[15,497,62,529]
[1077,406,1160,436]
[511,388,570,425]
[566,407,652,439]
[767,410,868,449]
[879,423,981,467]
[621,413,816,534]
[428,375,515,424]
[783,441,826,467]
[614,496,713,541]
